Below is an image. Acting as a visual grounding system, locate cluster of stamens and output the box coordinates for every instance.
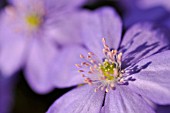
[75,38,128,93]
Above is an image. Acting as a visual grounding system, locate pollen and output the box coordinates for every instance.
[76,38,130,93]
[99,60,115,80]
[26,14,42,28]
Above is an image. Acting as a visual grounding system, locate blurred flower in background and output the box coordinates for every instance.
[47,7,170,113]
[119,0,170,29]
[0,0,87,94]
[138,0,170,11]
[137,0,170,32]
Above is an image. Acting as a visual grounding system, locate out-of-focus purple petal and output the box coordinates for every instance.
[49,45,88,88]
[0,75,16,113]
[0,40,27,76]
[44,11,85,45]
[8,0,29,5]
[128,50,170,104]
[0,13,30,76]
[25,38,58,94]
[44,0,87,12]
[103,86,155,113]
[81,7,122,59]
[138,0,170,11]
[162,16,170,30]
[47,85,104,113]
[10,0,86,9]
[120,23,170,69]
[119,0,169,28]
[156,105,170,113]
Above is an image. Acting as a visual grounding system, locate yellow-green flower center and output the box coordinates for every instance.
[99,61,115,80]
[26,14,42,28]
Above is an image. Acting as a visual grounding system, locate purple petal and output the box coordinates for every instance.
[47,85,105,113]
[25,38,58,94]
[120,23,170,68]
[8,0,28,5]
[103,86,155,113]
[119,0,168,28]
[128,50,170,104]
[49,45,88,88]
[82,7,122,59]
[10,0,86,10]
[0,12,29,76]
[162,16,170,30]
[0,39,28,76]
[156,105,170,113]
[0,75,16,113]
[44,0,87,12]
[138,0,170,11]
[44,11,85,45]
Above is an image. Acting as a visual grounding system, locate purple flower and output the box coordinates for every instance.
[0,0,86,94]
[47,7,170,113]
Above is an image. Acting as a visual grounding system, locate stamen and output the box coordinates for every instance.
[112,50,117,56]
[105,88,109,93]
[75,64,81,68]
[90,60,96,64]
[110,83,114,88]
[84,78,92,85]
[117,52,123,64]
[90,66,94,72]
[88,52,94,56]
[78,70,84,73]
[81,62,89,66]
[87,55,91,59]
[88,71,93,74]
[101,86,105,91]
[81,74,85,77]
[94,88,98,92]
[80,54,85,59]
[76,38,130,93]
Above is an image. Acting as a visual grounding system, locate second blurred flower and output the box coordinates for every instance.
[0,0,87,94]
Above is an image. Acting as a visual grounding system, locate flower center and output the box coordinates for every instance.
[76,38,129,92]
[26,14,42,28]
[25,2,45,29]
[99,60,116,80]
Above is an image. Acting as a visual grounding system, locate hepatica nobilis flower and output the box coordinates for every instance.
[47,7,170,113]
[0,0,86,93]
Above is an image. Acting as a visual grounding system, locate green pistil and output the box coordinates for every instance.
[99,61,115,80]
[26,14,41,27]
